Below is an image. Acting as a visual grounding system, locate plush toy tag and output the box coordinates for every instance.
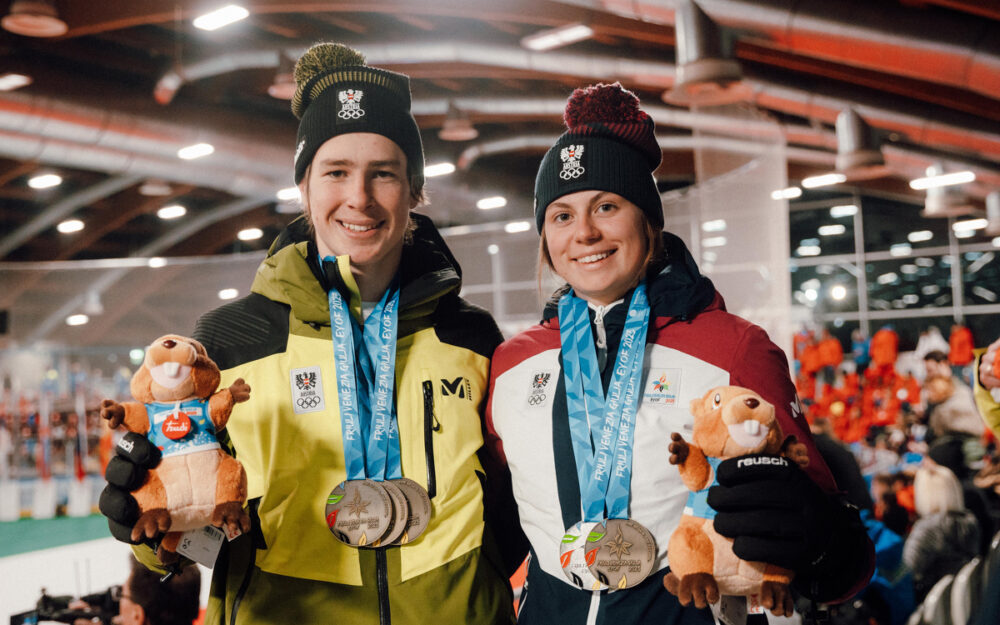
[176,525,225,568]
[746,594,765,614]
[710,595,747,625]
[162,409,192,440]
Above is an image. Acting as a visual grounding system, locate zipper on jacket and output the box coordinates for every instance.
[376,547,391,625]
[591,301,619,371]
[422,380,438,498]
[229,500,260,625]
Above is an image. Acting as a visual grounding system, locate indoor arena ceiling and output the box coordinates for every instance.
[1,0,1000,346]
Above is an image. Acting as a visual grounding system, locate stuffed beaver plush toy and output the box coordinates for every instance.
[100,334,251,558]
[663,385,808,613]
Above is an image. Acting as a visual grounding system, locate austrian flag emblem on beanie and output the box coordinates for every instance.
[559,145,586,180]
[337,89,365,120]
[534,82,663,233]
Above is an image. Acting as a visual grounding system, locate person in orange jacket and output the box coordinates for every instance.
[817,328,844,390]
[949,323,975,382]
[870,325,899,382]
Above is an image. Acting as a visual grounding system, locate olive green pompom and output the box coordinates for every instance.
[293,43,366,87]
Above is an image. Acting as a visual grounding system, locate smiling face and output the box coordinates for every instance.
[300,132,415,284]
[542,190,649,305]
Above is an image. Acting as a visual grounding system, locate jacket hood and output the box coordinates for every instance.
[252,211,462,324]
[542,231,719,323]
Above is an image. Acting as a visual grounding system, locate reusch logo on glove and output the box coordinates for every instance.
[118,438,134,453]
[736,456,789,469]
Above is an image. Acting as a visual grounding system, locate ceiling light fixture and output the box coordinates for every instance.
[438,103,478,142]
[477,196,507,210]
[830,285,847,300]
[57,219,83,234]
[877,272,898,285]
[65,313,89,326]
[702,236,727,248]
[504,221,531,234]
[276,187,300,201]
[177,143,215,160]
[955,229,976,239]
[193,4,249,31]
[1,0,67,37]
[148,257,167,268]
[770,187,802,200]
[520,23,594,51]
[920,163,976,217]
[701,219,726,232]
[910,168,976,190]
[157,204,186,220]
[425,162,456,177]
[796,245,820,257]
[487,244,499,255]
[907,230,933,243]
[0,72,32,91]
[818,224,846,236]
[889,243,912,257]
[238,227,263,241]
[138,179,172,196]
[218,288,239,300]
[953,218,988,232]
[802,173,847,189]
[662,1,749,106]
[829,204,858,218]
[28,173,62,189]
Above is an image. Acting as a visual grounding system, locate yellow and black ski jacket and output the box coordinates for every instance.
[190,213,523,625]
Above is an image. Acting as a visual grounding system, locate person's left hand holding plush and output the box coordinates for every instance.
[708,449,869,603]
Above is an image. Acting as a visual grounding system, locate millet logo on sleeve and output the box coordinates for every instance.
[441,376,472,400]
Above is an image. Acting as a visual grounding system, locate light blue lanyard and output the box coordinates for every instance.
[558,285,650,521]
[324,256,402,482]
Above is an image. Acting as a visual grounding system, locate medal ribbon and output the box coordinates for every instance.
[558,285,650,521]
[325,255,403,482]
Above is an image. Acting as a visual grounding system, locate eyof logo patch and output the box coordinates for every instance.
[338,89,365,120]
[559,144,585,180]
[644,368,681,405]
[290,366,326,414]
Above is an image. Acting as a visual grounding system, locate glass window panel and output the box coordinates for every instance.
[789,206,855,257]
[790,262,859,313]
[865,257,952,311]
[861,197,949,252]
[961,250,1000,306]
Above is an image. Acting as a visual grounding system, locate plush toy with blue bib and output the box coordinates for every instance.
[100,334,251,559]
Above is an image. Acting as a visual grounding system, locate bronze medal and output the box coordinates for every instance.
[585,518,657,590]
[390,477,432,544]
[325,479,393,547]
[559,520,608,591]
[374,480,409,547]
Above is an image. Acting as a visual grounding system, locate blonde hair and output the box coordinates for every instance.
[537,213,665,297]
[914,463,965,517]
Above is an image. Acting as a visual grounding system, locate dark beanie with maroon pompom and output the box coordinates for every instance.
[534,83,662,233]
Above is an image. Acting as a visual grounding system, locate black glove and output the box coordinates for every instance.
[708,454,833,570]
[708,453,870,601]
[98,431,161,544]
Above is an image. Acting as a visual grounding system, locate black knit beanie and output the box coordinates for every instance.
[534,83,662,233]
[291,43,424,188]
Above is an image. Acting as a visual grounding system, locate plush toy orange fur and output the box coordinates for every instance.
[663,386,808,612]
[100,334,251,558]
